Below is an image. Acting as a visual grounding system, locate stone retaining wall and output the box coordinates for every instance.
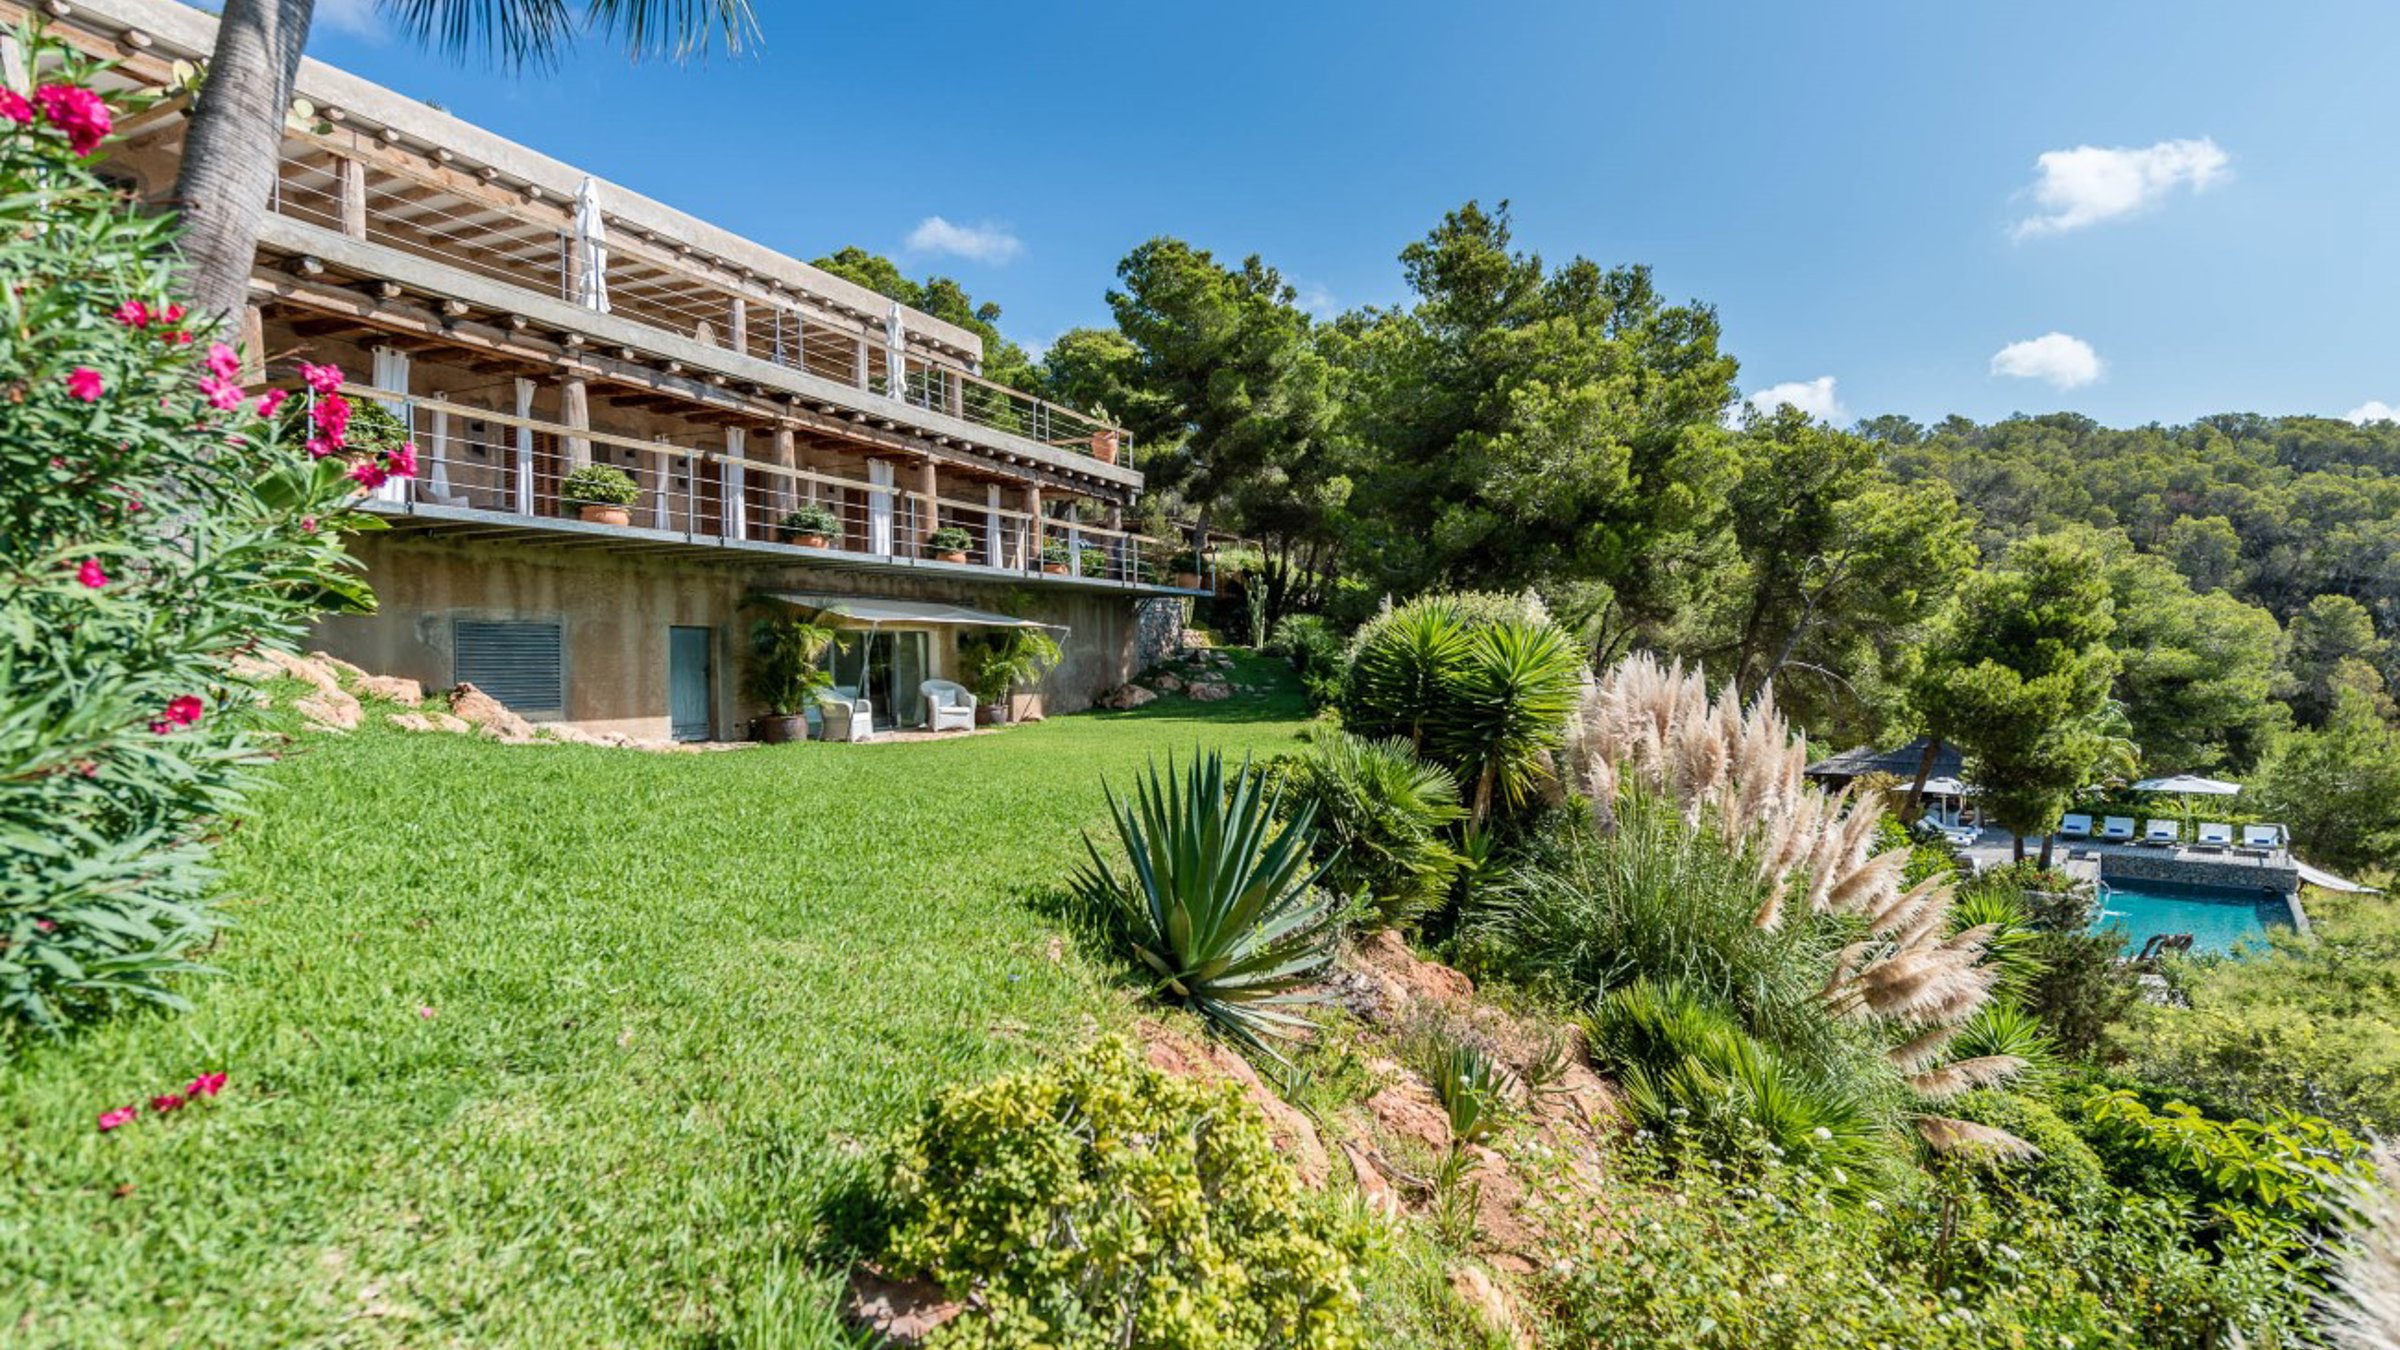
[2098,849,2299,897]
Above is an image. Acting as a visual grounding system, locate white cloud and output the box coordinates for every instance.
[2012,137,2229,239]
[1990,333,2105,390]
[314,0,384,39]
[1742,375,1847,424]
[903,216,1023,265]
[1293,282,1337,317]
[2347,401,2400,425]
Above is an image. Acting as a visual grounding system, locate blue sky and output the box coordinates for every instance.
[303,0,2400,429]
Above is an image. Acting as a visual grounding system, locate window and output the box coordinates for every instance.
[454,619,564,715]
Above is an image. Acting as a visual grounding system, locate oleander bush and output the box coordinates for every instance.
[877,1037,1370,1350]
[0,43,386,1051]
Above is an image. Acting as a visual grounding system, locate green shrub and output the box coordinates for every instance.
[1538,1150,2135,1349]
[879,1038,1369,1350]
[743,615,836,717]
[1936,1089,2108,1211]
[1342,593,1582,820]
[1075,752,1341,1053]
[2072,1087,2374,1253]
[1591,978,1886,1185]
[1040,537,1072,566]
[779,502,839,538]
[1274,729,1465,929]
[559,462,638,508]
[1263,614,1345,710]
[926,525,974,554]
[2,47,377,1047]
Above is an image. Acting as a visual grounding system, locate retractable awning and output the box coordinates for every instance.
[759,592,1066,630]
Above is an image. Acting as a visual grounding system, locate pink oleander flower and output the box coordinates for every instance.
[161,302,186,324]
[305,436,338,460]
[34,917,57,930]
[299,362,343,395]
[312,393,352,441]
[65,367,103,402]
[185,1072,227,1099]
[198,374,244,411]
[205,342,241,381]
[0,89,31,128]
[256,388,290,417]
[113,300,151,329]
[152,695,206,734]
[168,329,193,346]
[75,558,109,589]
[417,1005,436,1019]
[349,461,391,491]
[149,1093,187,1114]
[386,442,418,478]
[96,1105,138,1132]
[34,84,110,155]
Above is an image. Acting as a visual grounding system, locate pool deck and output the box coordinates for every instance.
[1954,829,2310,933]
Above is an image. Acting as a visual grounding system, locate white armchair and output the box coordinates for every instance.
[921,679,977,733]
[818,685,874,742]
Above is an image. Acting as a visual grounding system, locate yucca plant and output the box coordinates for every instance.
[1344,596,1471,752]
[1075,752,1341,1054]
[1435,618,1585,821]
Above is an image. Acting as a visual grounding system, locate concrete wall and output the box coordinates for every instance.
[2098,849,2300,898]
[311,534,1144,739]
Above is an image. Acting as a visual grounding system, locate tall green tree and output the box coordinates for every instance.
[1912,534,2120,862]
[2093,537,2285,772]
[173,0,754,317]
[813,246,1038,393]
[1104,237,1335,617]
[2252,687,2400,876]
[2282,593,2389,727]
[1332,201,1742,658]
[1716,406,1974,732]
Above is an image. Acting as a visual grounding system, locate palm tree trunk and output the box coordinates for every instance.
[172,0,316,319]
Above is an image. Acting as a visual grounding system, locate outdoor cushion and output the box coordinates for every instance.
[2100,817,2136,840]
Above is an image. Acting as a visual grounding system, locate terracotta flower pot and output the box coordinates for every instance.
[578,503,632,527]
[1042,563,1068,575]
[1173,571,1202,590]
[934,549,968,564]
[786,532,831,548]
[755,713,808,744]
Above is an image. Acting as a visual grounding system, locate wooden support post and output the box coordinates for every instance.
[1026,484,1045,568]
[337,156,367,241]
[724,427,747,540]
[918,458,939,543]
[728,296,746,355]
[562,376,591,471]
[986,483,1004,568]
[513,378,537,515]
[853,336,870,390]
[774,427,799,514]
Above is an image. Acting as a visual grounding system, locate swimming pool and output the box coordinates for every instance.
[2090,878,2295,956]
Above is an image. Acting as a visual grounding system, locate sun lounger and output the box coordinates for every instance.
[2100,816,2136,842]
[2142,819,2180,847]
[2240,824,2283,856]
[2060,813,2093,839]
[2195,822,2233,851]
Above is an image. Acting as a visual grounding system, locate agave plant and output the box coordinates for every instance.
[1076,752,1342,1054]
[1415,1033,1513,1145]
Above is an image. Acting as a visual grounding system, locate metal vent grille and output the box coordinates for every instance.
[454,620,563,714]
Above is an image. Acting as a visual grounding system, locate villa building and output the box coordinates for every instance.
[12,0,1187,739]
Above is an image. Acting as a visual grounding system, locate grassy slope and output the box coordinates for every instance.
[1,657,1315,1347]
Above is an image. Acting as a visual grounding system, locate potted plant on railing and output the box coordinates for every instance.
[1169,548,1204,590]
[745,614,838,744]
[967,625,1063,725]
[1078,544,1109,579]
[1040,538,1071,575]
[925,525,974,564]
[780,502,840,548]
[560,463,640,526]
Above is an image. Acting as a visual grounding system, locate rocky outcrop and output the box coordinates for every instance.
[1138,1018,1331,1189]
[1186,681,1233,702]
[449,682,537,744]
[843,1267,962,1347]
[356,675,423,706]
[1097,684,1158,710]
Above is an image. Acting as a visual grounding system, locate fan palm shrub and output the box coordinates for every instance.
[1075,752,1342,1053]
[1278,728,1465,929]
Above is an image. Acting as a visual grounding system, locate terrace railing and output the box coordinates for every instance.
[345,386,1166,587]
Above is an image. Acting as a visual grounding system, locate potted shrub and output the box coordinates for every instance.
[780,502,840,548]
[1170,549,1204,590]
[1040,538,1071,575]
[1078,544,1109,579]
[925,525,974,564]
[745,614,837,743]
[969,626,1062,725]
[560,463,639,526]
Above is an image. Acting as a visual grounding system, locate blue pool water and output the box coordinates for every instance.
[2090,879,2294,956]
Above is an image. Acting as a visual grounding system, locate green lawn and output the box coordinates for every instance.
[0,658,1316,1346]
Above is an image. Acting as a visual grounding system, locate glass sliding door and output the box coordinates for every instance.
[826,629,932,730]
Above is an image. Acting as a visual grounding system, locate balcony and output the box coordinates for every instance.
[266,136,1128,468]
[349,387,1188,593]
